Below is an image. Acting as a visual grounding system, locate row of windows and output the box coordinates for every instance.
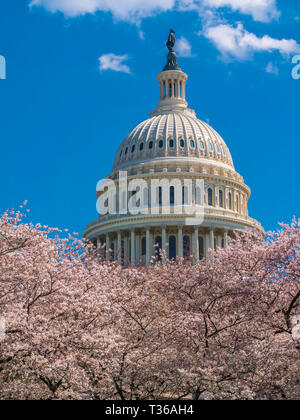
[207,188,234,209]
[157,186,202,206]
[119,139,226,159]
[125,187,240,211]
[107,186,243,213]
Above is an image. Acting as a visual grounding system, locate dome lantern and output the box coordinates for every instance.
[154,30,188,114]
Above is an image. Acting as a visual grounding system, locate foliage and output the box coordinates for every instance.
[0,207,299,400]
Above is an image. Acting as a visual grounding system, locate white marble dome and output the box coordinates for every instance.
[84,37,262,266]
[113,111,234,171]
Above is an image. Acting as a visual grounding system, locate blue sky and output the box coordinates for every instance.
[0,0,299,234]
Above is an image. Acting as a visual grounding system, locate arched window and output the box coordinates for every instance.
[190,139,195,148]
[198,237,204,260]
[149,141,153,149]
[159,140,164,148]
[170,186,175,205]
[180,139,185,148]
[131,145,135,153]
[182,186,188,205]
[183,236,190,258]
[208,143,213,152]
[219,190,223,208]
[200,141,205,150]
[139,142,144,151]
[228,192,232,209]
[208,188,213,206]
[125,147,128,155]
[155,236,162,261]
[169,139,174,148]
[141,237,146,256]
[169,236,176,260]
[120,150,122,158]
[158,186,162,206]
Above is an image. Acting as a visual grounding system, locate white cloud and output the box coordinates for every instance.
[29,0,175,22]
[203,0,280,22]
[98,53,132,74]
[29,0,296,71]
[204,23,300,60]
[265,61,279,75]
[29,0,281,23]
[176,37,193,57]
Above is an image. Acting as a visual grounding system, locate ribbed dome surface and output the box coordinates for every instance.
[113,112,234,171]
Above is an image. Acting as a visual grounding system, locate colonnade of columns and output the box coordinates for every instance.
[95,226,230,266]
[159,78,186,100]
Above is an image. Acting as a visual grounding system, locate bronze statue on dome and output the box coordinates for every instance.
[166,29,176,52]
[163,29,181,72]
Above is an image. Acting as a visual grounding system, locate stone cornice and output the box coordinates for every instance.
[83,212,262,239]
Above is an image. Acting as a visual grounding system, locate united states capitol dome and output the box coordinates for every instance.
[84,30,262,265]
[112,50,235,173]
[113,111,234,172]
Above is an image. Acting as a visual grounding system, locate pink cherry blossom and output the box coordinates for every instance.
[0,208,299,400]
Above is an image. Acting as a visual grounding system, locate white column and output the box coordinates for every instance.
[171,80,175,98]
[224,187,228,210]
[233,190,236,212]
[194,228,199,261]
[136,234,140,265]
[224,230,228,248]
[160,82,163,100]
[209,229,214,252]
[178,226,183,258]
[106,234,110,262]
[182,81,186,100]
[146,228,151,263]
[117,232,122,264]
[177,81,180,98]
[205,232,210,259]
[131,230,135,265]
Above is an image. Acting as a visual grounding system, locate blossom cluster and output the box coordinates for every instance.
[0,206,299,400]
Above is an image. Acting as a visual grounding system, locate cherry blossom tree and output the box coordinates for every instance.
[0,207,299,400]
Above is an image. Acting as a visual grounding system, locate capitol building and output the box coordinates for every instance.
[83,32,262,265]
